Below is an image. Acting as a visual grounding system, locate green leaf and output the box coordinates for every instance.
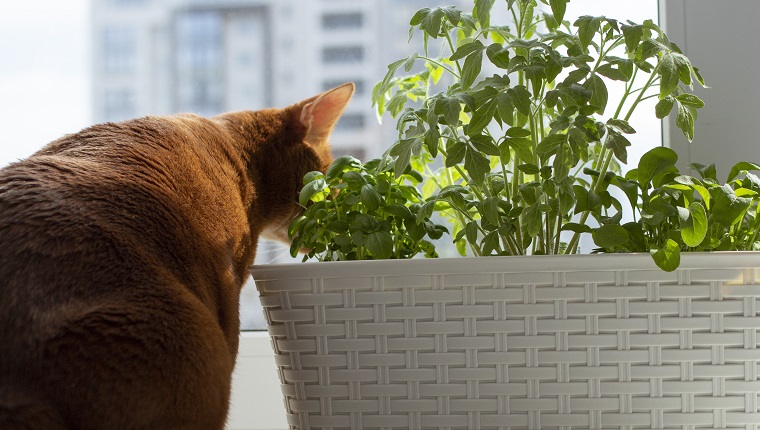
[469,134,500,156]
[536,134,566,157]
[592,224,629,248]
[575,16,601,51]
[299,178,327,206]
[521,203,543,238]
[658,53,680,98]
[621,24,644,54]
[450,40,486,61]
[474,0,496,29]
[655,96,675,119]
[439,96,462,126]
[690,163,717,181]
[676,93,705,109]
[360,184,383,212]
[481,230,501,255]
[596,63,629,81]
[464,148,492,184]
[509,86,533,117]
[418,7,445,38]
[650,239,681,272]
[462,50,483,90]
[389,138,421,178]
[680,202,707,247]
[561,222,592,233]
[676,102,697,142]
[486,43,510,69]
[465,221,479,245]
[727,161,760,182]
[326,156,360,181]
[638,146,678,187]
[604,130,631,164]
[446,140,466,167]
[365,231,394,259]
[712,184,752,227]
[467,99,497,135]
[612,176,640,209]
[482,196,500,225]
[549,0,567,24]
[583,75,608,115]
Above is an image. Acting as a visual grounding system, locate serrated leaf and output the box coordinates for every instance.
[446,140,466,167]
[461,50,483,89]
[439,96,461,126]
[655,96,675,119]
[450,40,486,61]
[509,86,532,117]
[474,0,496,29]
[574,16,601,51]
[464,148,492,184]
[549,0,567,24]
[659,54,680,98]
[469,134,500,156]
[583,74,608,115]
[676,102,696,142]
[486,43,510,69]
[604,130,631,164]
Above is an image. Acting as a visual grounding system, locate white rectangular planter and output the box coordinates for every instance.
[250,253,760,430]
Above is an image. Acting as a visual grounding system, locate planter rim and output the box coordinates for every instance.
[251,251,760,281]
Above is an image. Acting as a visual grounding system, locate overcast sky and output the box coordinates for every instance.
[0,0,90,168]
[0,0,657,169]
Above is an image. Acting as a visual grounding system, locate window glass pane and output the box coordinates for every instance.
[321,46,364,64]
[101,26,137,74]
[322,12,363,30]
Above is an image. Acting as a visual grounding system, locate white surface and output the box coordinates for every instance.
[662,0,760,176]
[228,332,288,430]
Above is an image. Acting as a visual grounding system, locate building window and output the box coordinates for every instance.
[322,46,364,64]
[332,147,367,162]
[334,113,365,131]
[110,0,147,5]
[103,89,136,122]
[322,12,363,30]
[175,11,224,115]
[101,26,137,74]
[323,80,365,95]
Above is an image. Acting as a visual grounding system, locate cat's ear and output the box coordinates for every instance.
[297,83,355,145]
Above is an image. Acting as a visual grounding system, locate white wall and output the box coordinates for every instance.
[661,0,760,176]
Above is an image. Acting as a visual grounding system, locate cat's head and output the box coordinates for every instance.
[255,83,355,245]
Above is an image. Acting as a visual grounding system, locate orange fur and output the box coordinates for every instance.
[0,83,354,429]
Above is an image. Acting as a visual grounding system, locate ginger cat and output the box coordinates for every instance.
[0,83,354,429]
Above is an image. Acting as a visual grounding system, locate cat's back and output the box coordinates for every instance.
[0,116,241,429]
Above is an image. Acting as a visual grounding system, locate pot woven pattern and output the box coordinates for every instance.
[254,256,760,430]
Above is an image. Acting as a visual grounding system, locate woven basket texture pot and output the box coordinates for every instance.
[251,253,760,430]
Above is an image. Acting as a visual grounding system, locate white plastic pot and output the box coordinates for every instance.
[251,253,760,430]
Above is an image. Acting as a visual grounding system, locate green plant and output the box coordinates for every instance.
[371,0,706,259]
[590,147,760,270]
[289,156,448,261]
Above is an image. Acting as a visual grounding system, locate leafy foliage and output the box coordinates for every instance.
[591,147,760,271]
[371,0,707,262]
[289,156,447,261]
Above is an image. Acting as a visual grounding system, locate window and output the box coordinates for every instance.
[103,89,135,122]
[334,113,365,131]
[332,147,366,161]
[175,11,224,115]
[321,12,363,30]
[101,26,137,74]
[322,46,364,64]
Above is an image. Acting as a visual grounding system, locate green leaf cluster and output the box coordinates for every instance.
[289,156,447,261]
[589,147,760,271]
[370,0,706,260]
